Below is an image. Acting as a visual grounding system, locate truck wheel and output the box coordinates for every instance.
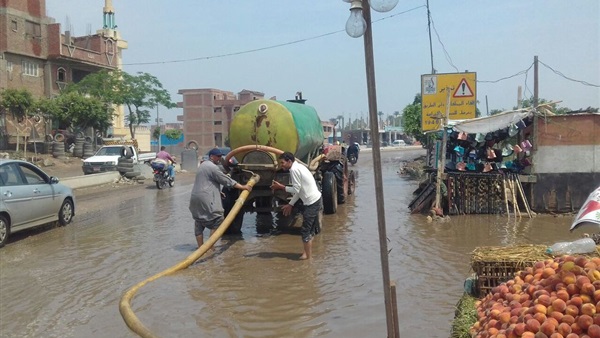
[0,215,10,248]
[226,214,244,235]
[322,171,337,214]
[121,147,133,159]
[255,196,272,215]
[329,163,346,205]
[347,170,356,195]
[223,188,243,234]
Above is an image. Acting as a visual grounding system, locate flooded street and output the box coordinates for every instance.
[0,147,580,338]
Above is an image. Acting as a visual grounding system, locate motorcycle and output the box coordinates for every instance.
[150,160,174,189]
[348,153,358,166]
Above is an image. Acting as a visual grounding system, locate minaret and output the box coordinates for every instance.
[97,0,129,138]
[103,0,116,29]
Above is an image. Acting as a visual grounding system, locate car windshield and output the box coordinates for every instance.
[95,147,123,156]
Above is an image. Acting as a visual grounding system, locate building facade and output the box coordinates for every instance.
[0,0,133,148]
[177,88,264,154]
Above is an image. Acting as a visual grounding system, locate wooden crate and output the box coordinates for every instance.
[471,244,551,297]
[471,259,536,296]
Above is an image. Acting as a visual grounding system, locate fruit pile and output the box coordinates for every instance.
[471,255,600,338]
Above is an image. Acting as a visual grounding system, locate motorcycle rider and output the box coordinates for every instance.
[347,142,360,162]
[156,146,176,181]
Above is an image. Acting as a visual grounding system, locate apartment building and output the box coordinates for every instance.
[177,88,264,154]
[0,0,129,146]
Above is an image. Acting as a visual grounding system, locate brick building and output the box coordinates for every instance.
[177,88,264,154]
[0,0,133,147]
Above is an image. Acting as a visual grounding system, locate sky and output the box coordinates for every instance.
[45,0,599,124]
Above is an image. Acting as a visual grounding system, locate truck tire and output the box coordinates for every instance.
[121,147,133,159]
[335,164,346,205]
[223,188,244,234]
[54,133,65,143]
[186,140,199,150]
[118,157,134,165]
[322,171,337,214]
[123,171,140,179]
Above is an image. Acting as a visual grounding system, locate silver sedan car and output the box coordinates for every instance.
[0,159,75,248]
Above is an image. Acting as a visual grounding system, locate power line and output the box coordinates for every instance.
[478,62,534,83]
[428,14,459,73]
[123,5,426,66]
[538,59,600,87]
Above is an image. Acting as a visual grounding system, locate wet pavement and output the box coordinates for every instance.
[0,147,581,337]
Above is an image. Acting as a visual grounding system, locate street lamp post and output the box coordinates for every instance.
[342,0,399,337]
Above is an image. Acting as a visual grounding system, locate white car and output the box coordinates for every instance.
[392,140,406,147]
[0,159,75,248]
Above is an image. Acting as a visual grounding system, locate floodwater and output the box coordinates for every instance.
[0,147,580,338]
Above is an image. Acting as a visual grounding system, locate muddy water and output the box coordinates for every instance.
[0,148,580,337]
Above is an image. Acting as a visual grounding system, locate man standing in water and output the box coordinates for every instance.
[270,152,322,260]
[189,148,252,248]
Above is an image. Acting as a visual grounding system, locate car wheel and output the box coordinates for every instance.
[58,199,74,226]
[0,215,9,248]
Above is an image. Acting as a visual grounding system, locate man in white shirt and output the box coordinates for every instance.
[270,152,323,260]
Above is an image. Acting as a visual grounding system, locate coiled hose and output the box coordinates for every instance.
[119,174,260,338]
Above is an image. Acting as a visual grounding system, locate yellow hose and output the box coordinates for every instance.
[119,174,260,338]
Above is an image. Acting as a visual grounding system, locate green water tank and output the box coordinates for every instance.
[229,100,324,162]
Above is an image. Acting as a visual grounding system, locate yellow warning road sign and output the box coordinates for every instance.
[421,72,477,131]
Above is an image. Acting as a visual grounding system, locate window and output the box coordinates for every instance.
[214,121,222,126]
[233,106,240,112]
[213,107,222,113]
[25,21,41,38]
[57,67,66,82]
[0,163,24,186]
[22,61,39,76]
[11,20,17,31]
[6,61,13,72]
[20,164,47,185]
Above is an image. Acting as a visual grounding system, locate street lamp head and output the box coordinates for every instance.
[369,0,399,12]
[345,0,367,38]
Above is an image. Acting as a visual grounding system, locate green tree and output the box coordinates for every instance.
[121,72,176,139]
[0,88,35,121]
[164,129,182,141]
[47,92,113,132]
[68,70,176,139]
[152,126,161,140]
[393,111,401,127]
[401,94,430,144]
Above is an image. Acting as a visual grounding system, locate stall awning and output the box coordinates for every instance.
[452,110,531,134]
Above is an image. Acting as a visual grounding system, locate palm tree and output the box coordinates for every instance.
[336,114,344,130]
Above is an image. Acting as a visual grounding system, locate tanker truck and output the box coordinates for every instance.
[221,99,356,233]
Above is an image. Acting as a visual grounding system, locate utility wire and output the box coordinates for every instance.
[428,14,459,73]
[538,59,600,87]
[478,62,534,83]
[123,5,426,66]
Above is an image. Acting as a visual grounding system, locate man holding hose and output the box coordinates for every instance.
[270,151,323,260]
[189,148,252,248]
